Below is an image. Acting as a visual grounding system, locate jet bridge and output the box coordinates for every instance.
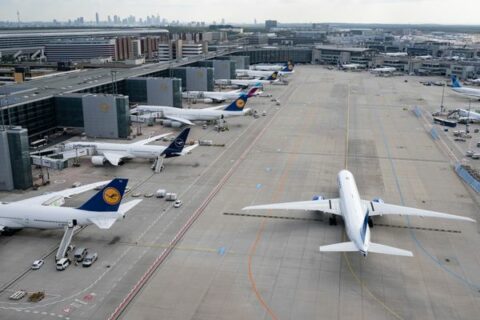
[30,146,95,170]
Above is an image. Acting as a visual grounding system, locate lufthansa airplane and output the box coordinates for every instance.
[0,178,141,233]
[243,170,475,257]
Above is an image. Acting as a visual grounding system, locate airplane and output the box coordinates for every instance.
[447,108,480,123]
[371,67,396,74]
[243,169,475,257]
[451,75,480,99]
[468,78,480,84]
[182,86,259,104]
[235,69,280,79]
[215,72,279,88]
[0,178,142,234]
[135,95,251,126]
[250,62,295,75]
[339,63,364,70]
[250,61,294,72]
[64,128,197,167]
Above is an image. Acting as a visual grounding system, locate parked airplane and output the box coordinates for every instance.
[250,61,294,72]
[339,63,364,70]
[0,178,141,233]
[250,62,294,75]
[243,170,475,257]
[451,75,480,99]
[135,95,251,126]
[235,69,280,79]
[182,86,259,103]
[64,128,197,167]
[448,108,480,123]
[371,67,396,74]
[215,72,279,88]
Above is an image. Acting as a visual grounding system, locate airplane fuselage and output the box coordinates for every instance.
[183,90,242,101]
[452,87,480,98]
[66,142,167,160]
[0,203,119,230]
[137,106,249,121]
[337,170,371,254]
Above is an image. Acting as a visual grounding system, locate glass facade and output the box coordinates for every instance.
[7,127,33,190]
[116,96,130,139]
[54,95,84,128]
[233,48,312,64]
[125,79,148,103]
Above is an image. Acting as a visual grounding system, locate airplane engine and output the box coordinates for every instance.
[203,98,213,103]
[162,120,183,128]
[372,198,384,204]
[312,195,324,201]
[91,156,107,166]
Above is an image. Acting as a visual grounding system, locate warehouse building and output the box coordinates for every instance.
[312,45,375,65]
[45,39,116,62]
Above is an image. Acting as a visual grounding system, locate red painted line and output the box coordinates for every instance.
[108,114,280,320]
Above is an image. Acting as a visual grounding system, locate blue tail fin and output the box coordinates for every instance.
[162,128,190,158]
[224,94,248,111]
[281,62,294,72]
[78,178,128,212]
[452,75,462,88]
[267,71,278,81]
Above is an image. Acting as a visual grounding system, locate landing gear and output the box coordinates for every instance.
[328,215,337,226]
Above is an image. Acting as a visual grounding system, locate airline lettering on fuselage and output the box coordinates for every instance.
[103,187,121,205]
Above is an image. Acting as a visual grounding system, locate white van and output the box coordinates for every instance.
[56,258,70,271]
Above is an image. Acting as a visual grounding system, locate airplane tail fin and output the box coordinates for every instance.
[161,128,191,158]
[281,62,294,72]
[267,71,279,81]
[368,243,413,257]
[78,178,128,212]
[246,87,259,97]
[224,94,248,112]
[452,75,462,88]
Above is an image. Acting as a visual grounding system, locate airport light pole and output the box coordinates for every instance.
[440,81,446,113]
[466,99,471,134]
[110,70,118,95]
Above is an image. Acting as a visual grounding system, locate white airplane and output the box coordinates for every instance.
[215,72,279,88]
[135,95,251,126]
[243,170,475,257]
[182,87,259,103]
[371,67,396,74]
[340,63,364,70]
[64,128,197,166]
[236,69,281,79]
[0,178,141,233]
[469,78,480,84]
[448,108,480,123]
[250,62,294,75]
[451,76,480,99]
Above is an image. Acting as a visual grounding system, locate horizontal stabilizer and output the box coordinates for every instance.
[88,217,118,229]
[368,242,413,257]
[118,199,142,217]
[319,241,358,252]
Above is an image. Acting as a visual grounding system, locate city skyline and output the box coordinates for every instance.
[1,0,480,25]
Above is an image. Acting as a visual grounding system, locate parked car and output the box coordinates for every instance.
[82,252,98,267]
[31,260,44,270]
[73,247,88,262]
[173,200,183,208]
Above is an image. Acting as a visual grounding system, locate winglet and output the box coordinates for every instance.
[451,75,462,88]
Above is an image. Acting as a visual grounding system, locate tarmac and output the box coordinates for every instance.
[1,65,480,320]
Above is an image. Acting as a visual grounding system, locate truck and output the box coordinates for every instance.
[155,189,167,198]
[165,193,177,201]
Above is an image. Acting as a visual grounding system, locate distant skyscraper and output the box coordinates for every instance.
[265,20,277,30]
[95,12,99,24]
[221,18,225,25]
[107,15,111,24]
[254,18,257,25]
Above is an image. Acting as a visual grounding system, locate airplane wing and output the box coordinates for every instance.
[204,104,228,111]
[103,152,131,166]
[0,225,4,232]
[131,132,172,145]
[243,199,342,215]
[13,180,111,206]
[366,201,475,222]
[164,115,195,126]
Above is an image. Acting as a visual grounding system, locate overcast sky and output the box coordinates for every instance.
[1,0,480,25]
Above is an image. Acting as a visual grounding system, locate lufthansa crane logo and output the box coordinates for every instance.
[271,73,277,79]
[174,138,185,148]
[288,64,293,70]
[103,187,121,205]
[236,99,245,109]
